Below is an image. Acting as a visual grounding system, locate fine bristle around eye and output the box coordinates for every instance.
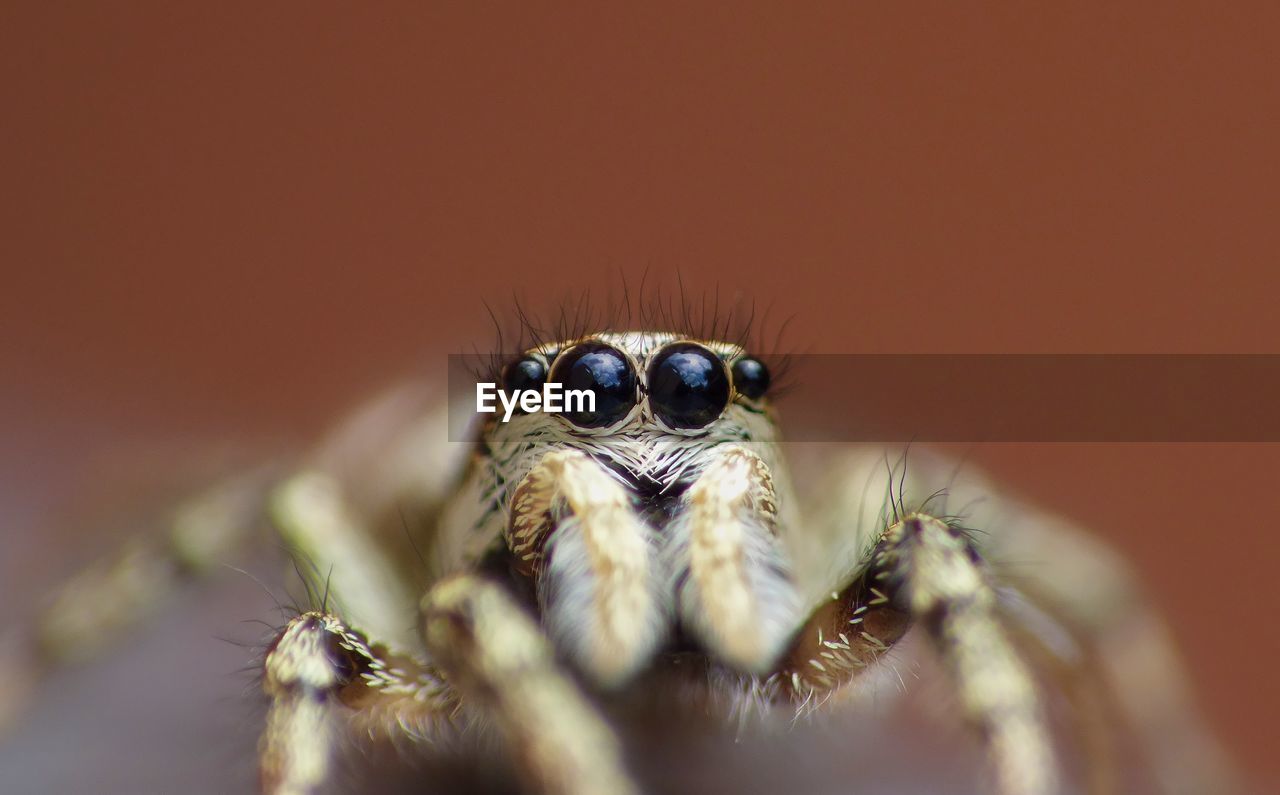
[463,272,796,389]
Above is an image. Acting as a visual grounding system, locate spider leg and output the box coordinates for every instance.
[267,381,463,656]
[506,449,667,686]
[0,466,275,733]
[270,471,422,653]
[3,381,458,736]
[259,610,454,795]
[985,498,1242,795]
[881,514,1058,795]
[258,424,458,793]
[422,574,640,795]
[665,444,801,673]
[780,510,1058,795]
[780,447,1238,794]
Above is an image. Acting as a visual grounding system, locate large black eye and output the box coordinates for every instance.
[648,343,731,430]
[550,343,637,428]
[731,357,770,400]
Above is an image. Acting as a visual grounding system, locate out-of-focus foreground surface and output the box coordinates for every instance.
[2,4,1277,793]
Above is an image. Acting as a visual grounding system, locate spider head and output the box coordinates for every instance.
[464,333,793,683]
[483,331,779,494]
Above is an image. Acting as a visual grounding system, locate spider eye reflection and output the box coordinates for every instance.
[648,343,731,429]
[550,342,637,428]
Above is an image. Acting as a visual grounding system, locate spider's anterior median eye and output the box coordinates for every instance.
[648,343,731,429]
[731,356,770,400]
[550,342,637,428]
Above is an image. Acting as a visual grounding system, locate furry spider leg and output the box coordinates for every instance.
[0,380,458,740]
[770,448,1058,795]
[783,509,1058,794]
[422,575,641,795]
[263,446,644,795]
[261,455,455,794]
[882,513,1059,794]
[259,608,453,795]
[982,493,1242,795]
[0,466,277,734]
[505,448,668,687]
[777,446,1240,794]
[664,444,802,673]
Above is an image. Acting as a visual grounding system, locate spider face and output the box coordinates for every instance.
[480,332,781,508]
[436,332,798,690]
[448,333,792,613]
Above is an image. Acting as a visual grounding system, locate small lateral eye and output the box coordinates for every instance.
[502,356,546,394]
[731,357,770,400]
[648,343,731,430]
[549,342,637,429]
[499,356,546,418]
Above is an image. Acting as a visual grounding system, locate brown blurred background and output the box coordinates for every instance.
[2,4,1277,793]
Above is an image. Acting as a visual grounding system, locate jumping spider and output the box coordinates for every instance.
[2,330,1237,795]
